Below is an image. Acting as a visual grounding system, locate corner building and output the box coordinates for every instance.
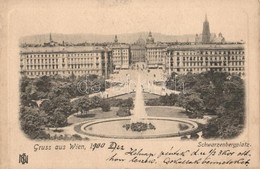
[110,35,131,71]
[164,43,245,76]
[146,43,167,69]
[20,46,113,78]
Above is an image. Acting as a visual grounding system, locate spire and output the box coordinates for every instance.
[114,35,118,43]
[202,15,210,43]
[49,33,52,42]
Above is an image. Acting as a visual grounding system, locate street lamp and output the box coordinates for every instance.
[174,74,177,91]
[103,75,106,90]
[182,82,185,94]
[126,73,130,93]
[168,74,177,91]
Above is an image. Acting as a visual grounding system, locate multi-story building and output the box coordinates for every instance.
[145,31,168,69]
[164,43,245,76]
[20,45,113,78]
[110,35,131,71]
[20,16,245,78]
[130,37,146,63]
[146,43,168,69]
[162,15,245,77]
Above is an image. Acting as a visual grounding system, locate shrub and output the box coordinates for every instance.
[116,107,131,117]
[145,98,162,106]
[190,133,199,140]
[71,134,82,140]
[107,98,123,107]
[101,101,111,112]
[178,123,189,131]
[130,122,148,132]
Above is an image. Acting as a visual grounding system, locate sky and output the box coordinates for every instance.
[8,0,253,42]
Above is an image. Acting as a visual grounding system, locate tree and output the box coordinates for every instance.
[90,96,102,109]
[50,108,68,129]
[20,76,30,93]
[159,93,178,106]
[51,94,72,115]
[200,72,245,139]
[20,92,38,107]
[178,92,204,118]
[101,100,111,112]
[77,96,91,115]
[34,76,52,93]
[20,106,49,139]
[69,72,76,81]
[121,97,134,109]
[40,100,54,115]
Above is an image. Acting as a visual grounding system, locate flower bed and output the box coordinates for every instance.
[123,122,156,132]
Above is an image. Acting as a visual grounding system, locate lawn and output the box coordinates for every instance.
[112,92,160,100]
[67,107,119,124]
[145,106,188,118]
[67,106,188,124]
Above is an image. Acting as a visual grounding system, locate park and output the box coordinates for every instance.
[19,65,245,140]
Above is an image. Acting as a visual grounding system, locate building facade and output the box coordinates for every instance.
[110,44,130,71]
[20,46,113,78]
[146,43,167,69]
[110,35,131,71]
[20,16,245,78]
[164,43,245,76]
[130,37,146,63]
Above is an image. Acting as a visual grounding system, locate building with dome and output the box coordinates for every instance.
[110,35,130,71]
[146,31,155,44]
[145,31,168,69]
[20,16,245,78]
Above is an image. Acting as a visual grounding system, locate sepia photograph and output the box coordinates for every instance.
[1,0,259,169]
[18,4,245,141]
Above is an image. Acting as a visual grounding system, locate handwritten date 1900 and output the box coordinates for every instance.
[90,142,124,152]
[90,143,105,151]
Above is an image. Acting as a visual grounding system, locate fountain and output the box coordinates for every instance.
[131,74,147,122]
[123,73,155,132]
[76,71,199,139]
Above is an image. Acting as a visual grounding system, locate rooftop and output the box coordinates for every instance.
[109,43,130,49]
[167,43,245,51]
[20,46,109,54]
[146,43,168,49]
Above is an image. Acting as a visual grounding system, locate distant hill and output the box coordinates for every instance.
[20,32,196,44]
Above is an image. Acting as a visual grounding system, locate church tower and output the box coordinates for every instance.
[114,35,118,43]
[202,14,211,43]
[49,33,53,42]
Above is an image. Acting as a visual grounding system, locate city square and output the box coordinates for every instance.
[19,15,245,141]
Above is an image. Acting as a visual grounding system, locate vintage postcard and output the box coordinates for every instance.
[0,0,259,168]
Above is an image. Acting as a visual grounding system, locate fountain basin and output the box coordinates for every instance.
[79,117,199,139]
